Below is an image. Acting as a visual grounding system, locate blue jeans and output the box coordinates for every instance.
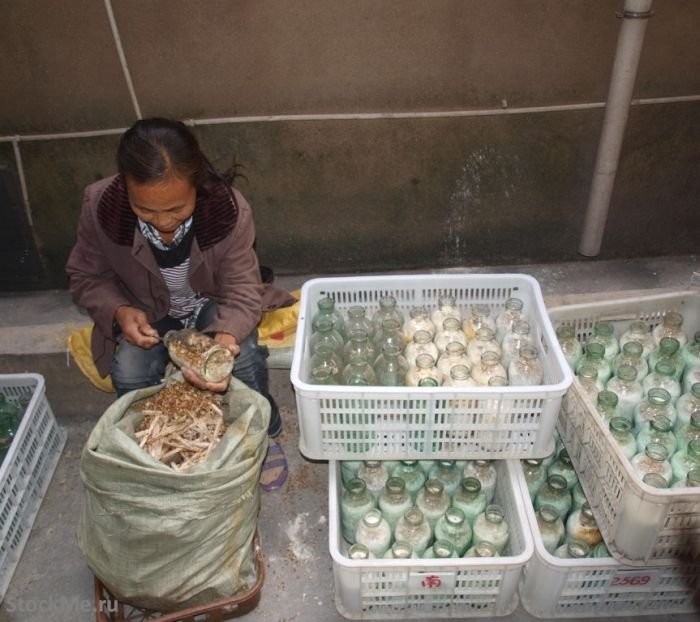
[111,300,281,436]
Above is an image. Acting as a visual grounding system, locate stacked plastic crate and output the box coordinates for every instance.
[291,273,573,619]
[516,291,700,618]
[0,374,66,602]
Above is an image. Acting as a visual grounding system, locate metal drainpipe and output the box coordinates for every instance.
[578,0,654,257]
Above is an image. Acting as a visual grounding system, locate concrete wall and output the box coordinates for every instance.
[1,1,698,289]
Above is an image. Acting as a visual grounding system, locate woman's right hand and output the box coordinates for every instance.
[114,305,160,348]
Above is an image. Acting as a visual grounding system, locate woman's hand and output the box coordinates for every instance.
[181,332,238,393]
[114,305,160,348]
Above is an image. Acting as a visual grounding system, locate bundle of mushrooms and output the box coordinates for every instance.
[133,381,227,472]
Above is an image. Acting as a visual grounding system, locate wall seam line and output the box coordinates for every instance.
[1,94,699,144]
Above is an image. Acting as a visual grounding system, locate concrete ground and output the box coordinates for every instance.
[0,254,698,622]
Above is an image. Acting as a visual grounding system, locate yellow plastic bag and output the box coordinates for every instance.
[67,324,116,393]
[258,289,300,349]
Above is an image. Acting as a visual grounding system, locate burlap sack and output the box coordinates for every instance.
[77,375,269,611]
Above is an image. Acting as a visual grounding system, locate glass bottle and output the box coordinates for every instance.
[619,320,655,359]
[342,354,377,386]
[405,353,443,387]
[312,295,346,340]
[633,388,676,430]
[587,321,619,360]
[643,472,669,489]
[428,460,462,496]
[452,476,487,524]
[375,344,409,387]
[592,541,612,558]
[467,327,502,368]
[402,306,436,343]
[434,507,472,556]
[382,540,417,560]
[0,410,18,462]
[343,329,377,367]
[649,337,684,381]
[437,341,471,378]
[508,345,544,386]
[577,365,604,402]
[340,478,376,543]
[683,366,700,396]
[608,417,637,459]
[576,342,612,385]
[357,460,389,499]
[472,504,510,554]
[629,442,672,486]
[534,474,572,519]
[373,318,404,358]
[464,541,499,558]
[636,415,677,457]
[310,317,345,359]
[612,340,649,382]
[595,390,620,424]
[671,467,700,489]
[521,458,547,500]
[496,297,525,342]
[554,539,591,559]
[463,459,497,503]
[605,364,643,421]
[682,331,700,364]
[309,343,343,383]
[347,543,373,560]
[345,305,374,342]
[675,410,700,451]
[670,439,700,486]
[435,317,468,355]
[423,540,457,559]
[393,507,432,557]
[431,293,462,328]
[371,295,404,334]
[501,320,535,369]
[162,328,235,383]
[341,460,363,486]
[355,509,391,557]
[536,504,565,555]
[310,367,336,385]
[572,481,587,511]
[404,330,440,369]
[415,479,450,530]
[652,311,687,347]
[463,304,496,341]
[378,477,413,532]
[471,351,508,387]
[443,364,477,388]
[391,460,426,500]
[675,383,700,431]
[565,502,602,549]
[556,325,583,371]
[642,361,681,403]
[547,449,578,490]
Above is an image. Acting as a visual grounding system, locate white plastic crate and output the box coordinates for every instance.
[328,459,533,619]
[291,274,572,461]
[549,290,700,565]
[515,459,700,618]
[0,373,66,602]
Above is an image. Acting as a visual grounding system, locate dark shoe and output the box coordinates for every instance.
[260,441,288,491]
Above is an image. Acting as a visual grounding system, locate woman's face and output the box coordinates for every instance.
[126,175,196,242]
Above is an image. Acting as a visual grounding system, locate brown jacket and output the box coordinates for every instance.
[66,174,265,377]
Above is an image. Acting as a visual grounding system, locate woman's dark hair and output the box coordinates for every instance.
[116,117,242,194]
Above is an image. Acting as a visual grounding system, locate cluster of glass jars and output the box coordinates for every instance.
[556,315,700,488]
[309,293,545,388]
[521,435,610,559]
[0,391,29,466]
[339,458,511,560]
